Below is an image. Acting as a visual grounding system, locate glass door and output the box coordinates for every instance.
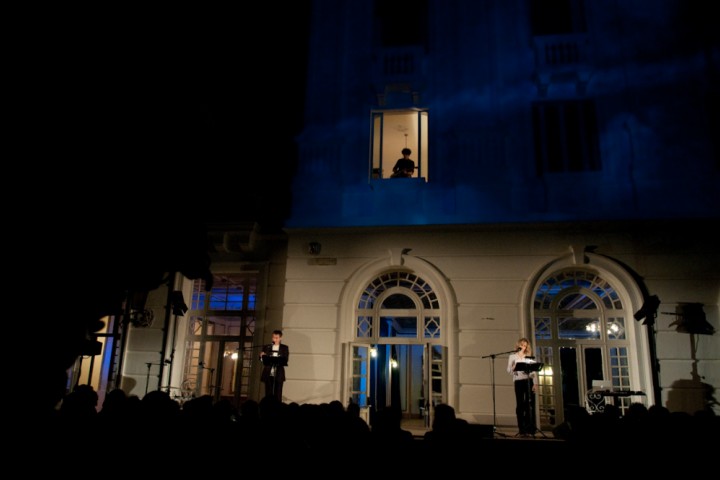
[349,344,371,424]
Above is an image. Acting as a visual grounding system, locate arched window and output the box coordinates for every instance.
[356,271,441,341]
[533,268,639,427]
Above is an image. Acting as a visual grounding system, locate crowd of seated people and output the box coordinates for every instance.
[38,385,718,459]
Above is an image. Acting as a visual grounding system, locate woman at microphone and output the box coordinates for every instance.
[259,330,289,401]
[506,337,538,436]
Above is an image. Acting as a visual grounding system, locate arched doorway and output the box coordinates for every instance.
[529,263,650,429]
[346,270,447,432]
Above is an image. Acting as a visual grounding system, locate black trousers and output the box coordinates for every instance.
[264,376,283,401]
[514,379,535,433]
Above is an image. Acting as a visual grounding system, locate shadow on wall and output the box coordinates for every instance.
[666,379,717,414]
[663,305,717,415]
[121,378,138,397]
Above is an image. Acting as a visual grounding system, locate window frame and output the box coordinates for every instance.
[532,99,601,175]
[370,108,429,181]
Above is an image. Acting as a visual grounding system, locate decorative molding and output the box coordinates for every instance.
[389,247,412,266]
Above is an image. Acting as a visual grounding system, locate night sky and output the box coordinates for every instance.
[27,6,312,330]
[38,4,311,228]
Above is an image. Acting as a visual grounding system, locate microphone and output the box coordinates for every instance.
[516,347,522,352]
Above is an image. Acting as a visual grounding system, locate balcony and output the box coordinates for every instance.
[371,46,426,100]
[533,34,593,95]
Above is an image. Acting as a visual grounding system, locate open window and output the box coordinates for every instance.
[530,0,587,36]
[370,109,429,181]
[532,99,600,175]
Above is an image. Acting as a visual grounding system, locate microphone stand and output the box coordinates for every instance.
[258,344,273,400]
[481,348,519,438]
[144,362,162,395]
[198,361,217,399]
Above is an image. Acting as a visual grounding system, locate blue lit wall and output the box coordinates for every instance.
[287,0,719,228]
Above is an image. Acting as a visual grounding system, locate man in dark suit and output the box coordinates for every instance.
[260,330,289,401]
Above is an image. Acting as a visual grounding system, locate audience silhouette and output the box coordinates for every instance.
[38,386,718,461]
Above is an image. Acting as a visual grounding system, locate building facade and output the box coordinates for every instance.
[73,0,719,433]
[279,0,719,429]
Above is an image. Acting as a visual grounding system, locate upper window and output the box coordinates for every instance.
[530,0,587,36]
[188,273,258,338]
[191,274,257,311]
[532,99,600,175]
[370,109,429,180]
[373,0,429,48]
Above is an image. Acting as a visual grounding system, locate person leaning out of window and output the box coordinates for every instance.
[390,148,415,178]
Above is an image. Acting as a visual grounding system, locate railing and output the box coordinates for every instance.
[533,33,591,69]
[372,46,425,81]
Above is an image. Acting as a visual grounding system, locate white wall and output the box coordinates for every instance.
[280,222,720,423]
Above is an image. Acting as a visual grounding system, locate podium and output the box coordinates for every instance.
[513,360,546,437]
[261,354,287,368]
[513,360,543,375]
[261,354,287,400]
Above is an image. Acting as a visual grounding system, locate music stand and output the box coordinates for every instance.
[261,354,287,400]
[481,349,518,438]
[513,361,547,438]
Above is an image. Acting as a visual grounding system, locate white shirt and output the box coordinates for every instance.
[507,353,538,383]
[270,344,280,376]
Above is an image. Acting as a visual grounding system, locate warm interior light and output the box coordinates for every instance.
[224,350,239,360]
[586,322,598,332]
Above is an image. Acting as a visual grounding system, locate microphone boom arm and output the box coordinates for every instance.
[482,348,520,358]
